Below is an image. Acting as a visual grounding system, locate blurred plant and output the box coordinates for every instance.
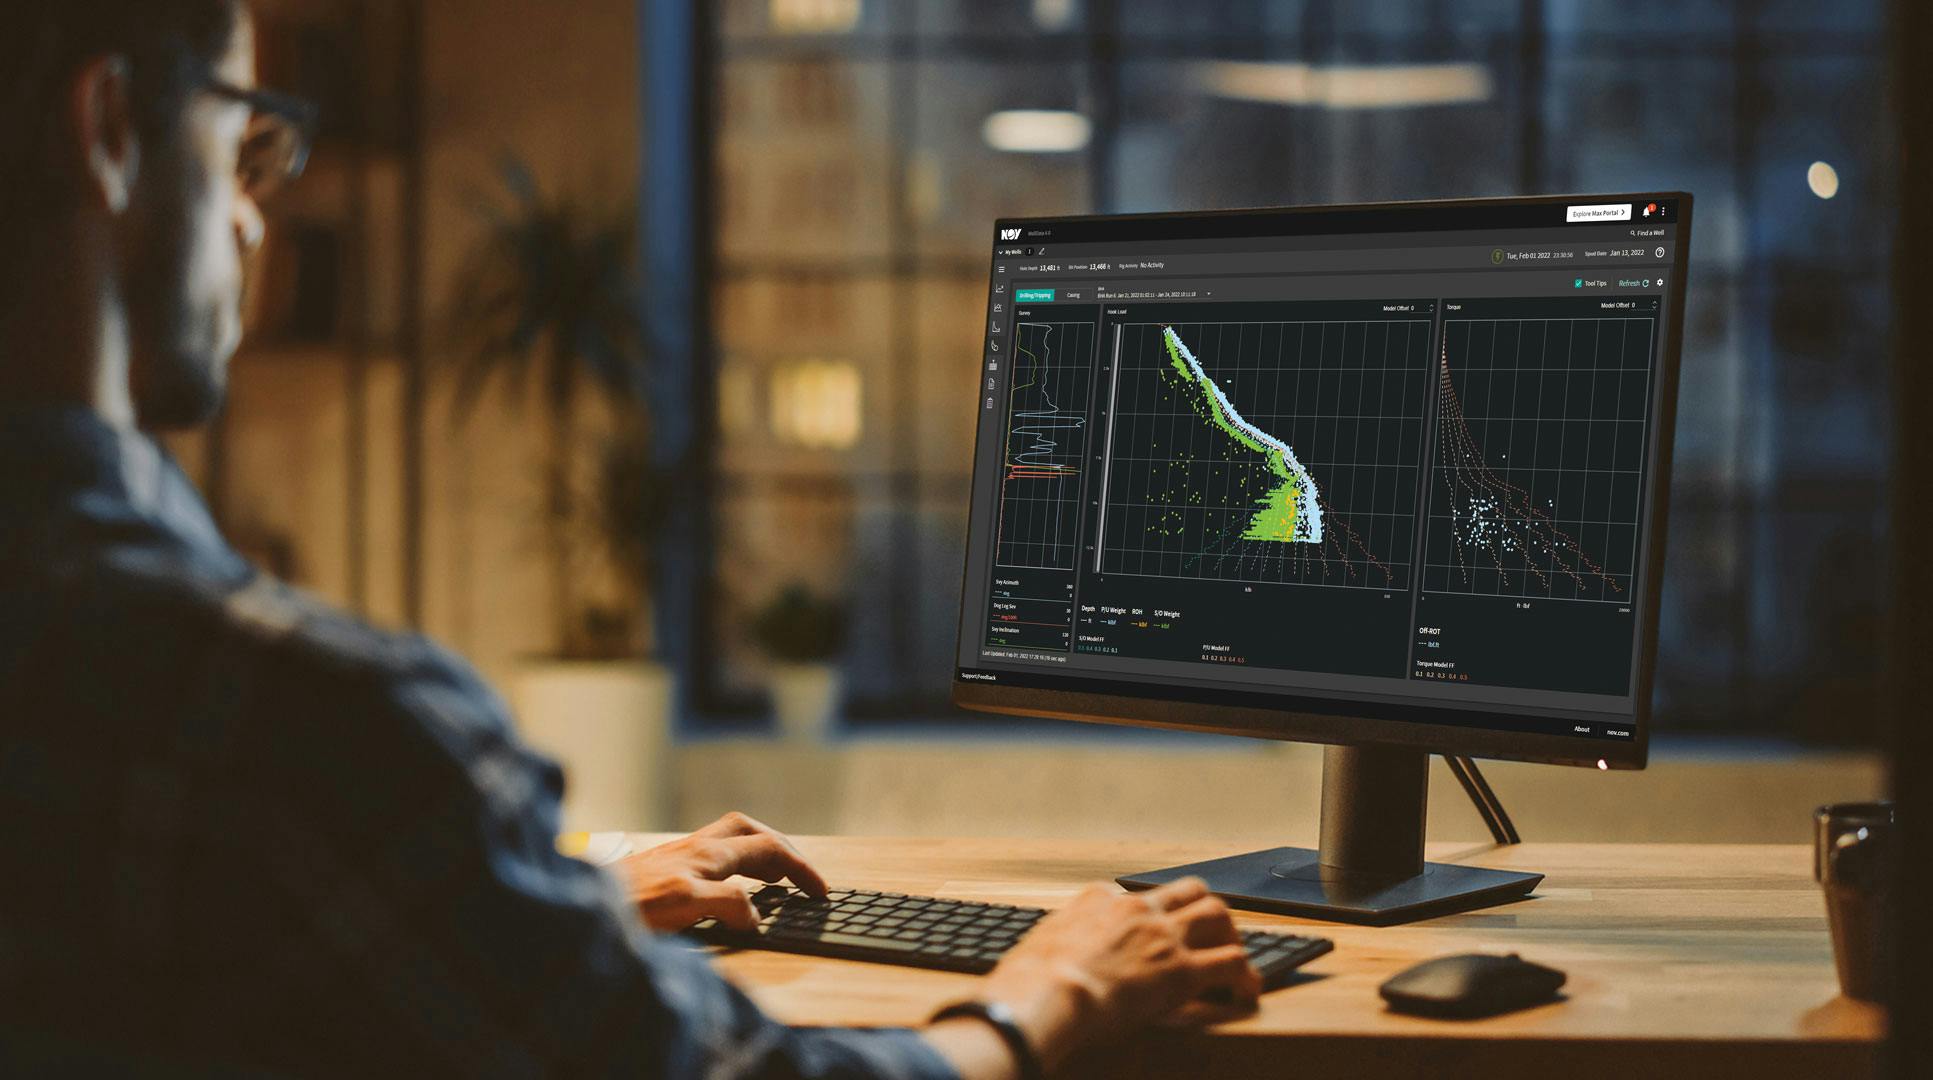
[566,429,675,659]
[749,584,849,664]
[447,155,663,659]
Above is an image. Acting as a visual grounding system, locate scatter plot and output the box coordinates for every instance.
[1423,312,1655,602]
[1096,318,1430,589]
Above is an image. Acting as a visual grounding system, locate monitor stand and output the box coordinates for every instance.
[1117,745,1542,925]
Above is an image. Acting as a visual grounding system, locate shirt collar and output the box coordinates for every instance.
[0,404,232,556]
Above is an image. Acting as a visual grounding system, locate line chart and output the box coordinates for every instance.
[993,320,1095,570]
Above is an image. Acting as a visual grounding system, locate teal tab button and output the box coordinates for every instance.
[1015,288,1055,302]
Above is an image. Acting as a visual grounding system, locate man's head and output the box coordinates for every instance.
[0,0,270,429]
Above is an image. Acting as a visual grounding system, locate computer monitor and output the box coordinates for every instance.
[953,193,1691,924]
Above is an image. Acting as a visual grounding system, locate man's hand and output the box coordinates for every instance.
[926,877,1259,1077]
[616,812,828,933]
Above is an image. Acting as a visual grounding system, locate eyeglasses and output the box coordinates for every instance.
[200,79,319,203]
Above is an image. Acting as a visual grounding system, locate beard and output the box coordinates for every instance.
[128,330,232,431]
[128,334,232,430]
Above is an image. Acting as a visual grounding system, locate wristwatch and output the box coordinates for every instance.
[928,999,1044,1080]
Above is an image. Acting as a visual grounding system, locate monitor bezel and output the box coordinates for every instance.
[952,191,1693,771]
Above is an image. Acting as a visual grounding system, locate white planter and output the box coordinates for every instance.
[770,662,844,743]
[511,659,674,832]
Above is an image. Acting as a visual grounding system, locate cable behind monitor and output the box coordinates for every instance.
[1446,756,1520,845]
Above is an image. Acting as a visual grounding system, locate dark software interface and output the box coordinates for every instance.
[954,197,1687,743]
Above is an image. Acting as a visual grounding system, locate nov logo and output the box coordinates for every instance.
[999,228,1022,240]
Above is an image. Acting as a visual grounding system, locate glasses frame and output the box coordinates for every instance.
[199,76,320,201]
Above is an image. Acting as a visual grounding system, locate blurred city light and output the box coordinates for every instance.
[770,359,863,449]
[1808,160,1841,199]
[1031,0,1078,30]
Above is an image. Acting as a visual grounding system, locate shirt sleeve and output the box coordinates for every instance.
[242,619,958,1080]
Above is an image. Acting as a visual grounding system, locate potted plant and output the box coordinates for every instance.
[750,584,850,742]
[446,157,675,830]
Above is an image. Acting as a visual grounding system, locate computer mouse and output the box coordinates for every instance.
[1379,953,1566,1019]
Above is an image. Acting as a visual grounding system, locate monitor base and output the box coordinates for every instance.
[1117,744,1543,925]
[1117,847,1542,925]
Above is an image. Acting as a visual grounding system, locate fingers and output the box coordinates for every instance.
[1142,876,1209,912]
[1170,895,1241,948]
[689,813,830,895]
[714,832,832,897]
[683,878,761,931]
[1184,942,1261,1004]
[695,810,766,838]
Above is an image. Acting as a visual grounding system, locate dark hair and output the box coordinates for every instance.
[0,0,241,207]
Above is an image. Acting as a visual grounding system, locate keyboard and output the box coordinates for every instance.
[691,885,1333,992]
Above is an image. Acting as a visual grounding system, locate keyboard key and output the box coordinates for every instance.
[816,931,919,952]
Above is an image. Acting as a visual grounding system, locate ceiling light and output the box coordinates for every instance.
[1197,61,1493,110]
[769,0,861,34]
[982,110,1092,154]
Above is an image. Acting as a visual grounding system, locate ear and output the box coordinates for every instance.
[68,54,143,215]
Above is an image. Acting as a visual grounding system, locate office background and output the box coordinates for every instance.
[168,0,1896,841]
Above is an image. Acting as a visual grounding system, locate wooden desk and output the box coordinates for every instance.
[649,836,1883,1079]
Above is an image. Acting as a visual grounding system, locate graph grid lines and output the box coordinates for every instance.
[1421,315,1656,603]
[1096,318,1430,590]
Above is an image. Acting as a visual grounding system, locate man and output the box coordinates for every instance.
[0,2,1259,1075]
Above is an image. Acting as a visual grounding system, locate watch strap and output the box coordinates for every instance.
[929,998,1044,1080]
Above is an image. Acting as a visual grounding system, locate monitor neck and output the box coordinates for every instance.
[1318,745,1429,881]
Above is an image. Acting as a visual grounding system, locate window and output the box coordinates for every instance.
[689,0,1893,741]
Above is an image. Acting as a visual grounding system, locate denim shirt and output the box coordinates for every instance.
[0,408,953,1079]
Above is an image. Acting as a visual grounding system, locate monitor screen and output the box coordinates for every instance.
[953,195,1690,767]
